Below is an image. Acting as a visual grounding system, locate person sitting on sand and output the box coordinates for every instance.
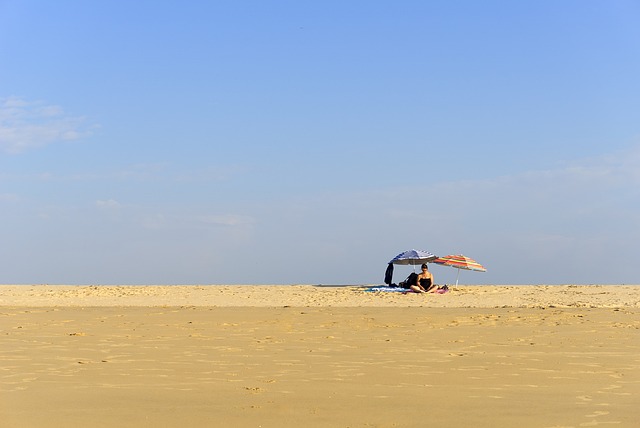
[399,265,438,293]
[416,263,437,293]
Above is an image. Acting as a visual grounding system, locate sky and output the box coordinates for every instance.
[1,1,639,285]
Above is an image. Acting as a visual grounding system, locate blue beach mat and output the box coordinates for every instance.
[364,286,450,293]
[364,286,407,292]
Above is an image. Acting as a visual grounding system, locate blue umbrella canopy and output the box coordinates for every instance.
[384,249,438,285]
[389,249,437,265]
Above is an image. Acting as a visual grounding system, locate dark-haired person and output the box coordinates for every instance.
[416,263,437,292]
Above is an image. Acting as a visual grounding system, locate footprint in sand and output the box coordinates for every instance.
[576,395,593,402]
[585,411,610,418]
[579,420,621,426]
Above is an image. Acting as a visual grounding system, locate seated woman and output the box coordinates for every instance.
[416,263,437,293]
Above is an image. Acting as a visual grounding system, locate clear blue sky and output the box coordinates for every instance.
[1,1,639,285]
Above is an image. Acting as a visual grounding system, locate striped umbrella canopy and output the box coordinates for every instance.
[389,249,438,265]
[432,254,486,287]
[385,249,437,285]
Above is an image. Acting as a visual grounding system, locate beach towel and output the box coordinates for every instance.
[364,286,407,292]
[364,285,450,294]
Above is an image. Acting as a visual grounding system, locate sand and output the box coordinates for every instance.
[1,285,639,428]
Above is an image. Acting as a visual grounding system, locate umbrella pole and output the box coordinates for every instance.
[454,269,460,289]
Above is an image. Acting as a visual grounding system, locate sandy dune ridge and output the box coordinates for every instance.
[1,284,639,308]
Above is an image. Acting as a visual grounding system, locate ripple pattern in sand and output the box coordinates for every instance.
[2,307,639,427]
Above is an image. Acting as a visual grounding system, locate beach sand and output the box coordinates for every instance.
[2,285,639,427]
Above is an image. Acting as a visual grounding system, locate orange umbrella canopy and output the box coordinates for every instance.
[432,254,486,272]
[432,254,486,286]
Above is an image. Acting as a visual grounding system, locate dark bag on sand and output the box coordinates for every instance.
[384,263,394,285]
[399,272,418,289]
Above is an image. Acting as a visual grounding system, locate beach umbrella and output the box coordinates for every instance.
[390,249,437,265]
[385,249,438,285]
[432,254,486,287]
